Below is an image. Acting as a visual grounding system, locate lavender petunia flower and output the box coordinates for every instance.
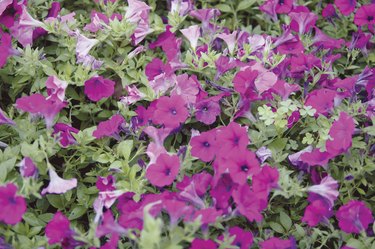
[307,175,339,207]
[256,146,272,163]
[41,168,77,195]
[0,107,15,126]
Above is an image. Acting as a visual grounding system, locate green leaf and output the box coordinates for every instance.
[237,0,256,11]
[216,4,232,13]
[280,211,292,231]
[117,140,133,160]
[46,195,66,209]
[68,206,87,220]
[269,222,285,234]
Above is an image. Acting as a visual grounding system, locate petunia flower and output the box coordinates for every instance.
[93,114,125,139]
[289,10,318,34]
[0,0,12,16]
[125,0,151,45]
[0,107,15,126]
[210,173,238,210]
[252,165,279,193]
[232,184,268,222]
[336,200,374,234]
[146,153,180,187]
[19,157,38,178]
[52,123,79,147]
[290,54,321,78]
[189,8,220,31]
[217,31,238,55]
[177,172,212,197]
[163,199,193,226]
[84,11,122,33]
[195,97,221,125]
[256,146,272,163]
[259,0,278,21]
[45,76,68,102]
[299,149,332,168]
[312,27,345,50]
[322,4,338,20]
[334,0,357,16]
[170,0,193,16]
[326,112,355,156]
[302,199,333,227]
[307,175,339,207]
[190,129,218,162]
[0,183,27,225]
[153,95,189,128]
[149,25,182,62]
[233,68,259,96]
[224,149,260,185]
[219,226,254,249]
[96,175,116,191]
[84,76,115,102]
[143,126,172,163]
[259,237,293,249]
[0,31,13,68]
[190,238,217,249]
[96,211,126,238]
[45,212,80,248]
[180,25,201,51]
[170,74,200,105]
[75,32,99,58]
[354,4,375,26]
[41,168,77,195]
[121,85,146,105]
[275,0,293,14]
[216,122,249,156]
[15,93,67,128]
[305,89,337,116]
[33,2,61,40]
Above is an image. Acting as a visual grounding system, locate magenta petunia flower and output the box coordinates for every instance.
[195,97,222,125]
[0,31,12,68]
[84,76,115,102]
[252,165,279,193]
[210,173,237,210]
[260,0,278,21]
[259,237,292,249]
[232,184,268,222]
[334,0,357,16]
[313,27,345,50]
[45,76,68,102]
[354,4,375,26]
[233,68,259,96]
[190,238,217,249]
[171,74,200,105]
[0,183,27,225]
[143,126,172,163]
[225,149,261,185]
[289,10,318,34]
[93,114,125,139]
[96,175,116,191]
[0,107,15,126]
[302,199,333,227]
[41,168,77,195]
[96,210,126,238]
[307,175,339,207]
[322,4,338,19]
[163,199,194,226]
[19,157,38,178]
[216,122,249,156]
[276,0,293,14]
[289,54,321,78]
[299,149,332,167]
[121,85,146,105]
[145,58,173,81]
[146,153,180,187]
[52,123,79,147]
[15,93,67,128]
[305,89,337,116]
[45,212,73,245]
[336,200,374,234]
[149,25,182,62]
[33,2,61,40]
[153,95,189,128]
[190,130,218,162]
[326,112,355,156]
[219,226,253,249]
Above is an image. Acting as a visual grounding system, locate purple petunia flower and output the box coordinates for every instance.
[45,76,68,102]
[93,114,125,139]
[190,238,217,249]
[307,175,339,207]
[354,4,375,26]
[52,123,79,147]
[0,107,15,126]
[326,112,355,156]
[289,9,318,34]
[219,226,254,249]
[336,200,374,234]
[0,31,13,68]
[334,0,357,16]
[45,212,80,248]
[195,97,222,125]
[0,183,27,225]
[190,129,218,162]
[216,122,249,156]
[180,25,201,51]
[153,95,189,128]
[96,175,116,191]
[302,199,333,227]
[259,237,294,249]
[84,76,115,102]
[146,153,180,187]
[19,157,38,178]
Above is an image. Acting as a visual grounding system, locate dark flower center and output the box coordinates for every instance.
[233,136,240,145]
[203,141,210,147]
[236,242,242,247]
[241,165,249,172]
[8,197,16,204]
[164,168,171,176]
[170,108,177,115]
[202,106,209,111]
[279,0,284,5]
[368,16,374,21]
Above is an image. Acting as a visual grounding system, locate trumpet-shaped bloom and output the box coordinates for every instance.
[93,114,125,139]
[41,168,77,195]
[336,200,374,234]
[354,4,375,26]
[84,76,115,102]
[19,157,38,178]
[146,153,180,187]
[335,0,357,16]
[0,183,27,225]
[180,25,201,50]
[153,95,189,128]
[190,130,217,162]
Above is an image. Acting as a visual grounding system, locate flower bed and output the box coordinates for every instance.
[0,0,374,248]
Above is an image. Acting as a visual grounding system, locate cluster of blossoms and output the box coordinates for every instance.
[0,0,374,248]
